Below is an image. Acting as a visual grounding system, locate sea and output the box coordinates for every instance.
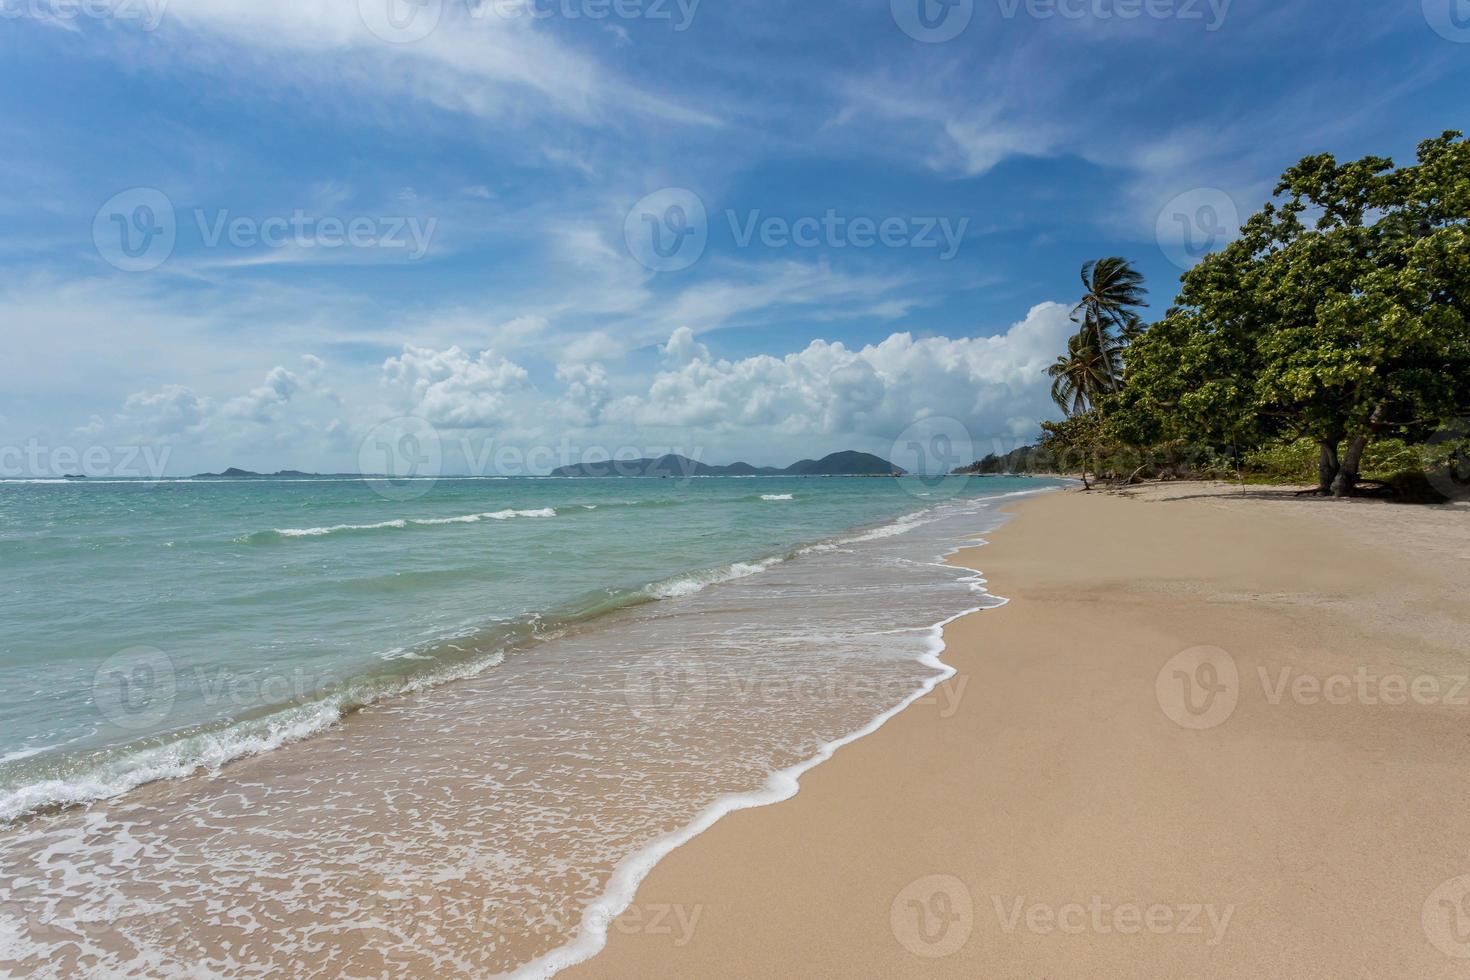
[0,473,1060,976]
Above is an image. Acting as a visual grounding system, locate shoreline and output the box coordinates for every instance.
[513,489,1050,978]
[0,487,1034,829]
[566,483,1470,978]
[0,482,1047,976]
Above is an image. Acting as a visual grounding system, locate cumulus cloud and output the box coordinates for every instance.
[607,303,1074,443]
[64,307,1073,472]
[555,362,610,426]
[119,385,214,437]
[661,326,709,365]
[382,344,530,429]
[223,366,302,423]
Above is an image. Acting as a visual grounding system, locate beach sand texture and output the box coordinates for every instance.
[569,483,1470,978]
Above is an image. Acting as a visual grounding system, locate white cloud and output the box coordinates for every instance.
[381,344,530,429]
[223,365,302,423]
[131,0,720,128]
[555,361,610,426]
[606,302,1074,443]
[661,326,708,364]
[118,385,213,437]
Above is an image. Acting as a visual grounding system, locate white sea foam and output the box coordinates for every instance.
[508,500,1030,980]
[271,508,556,537]
[760,493,794,501]
[0,699,346,824]
[276,519,409,537]
[641,557,783,599]
[411,508,557,526]
[0,650,511,825]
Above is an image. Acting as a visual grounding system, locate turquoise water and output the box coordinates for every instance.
[0,474,1050,821]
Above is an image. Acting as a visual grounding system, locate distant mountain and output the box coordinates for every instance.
[788,451,904,476]
[550,451,907,478]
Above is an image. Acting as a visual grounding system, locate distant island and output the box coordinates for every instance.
[189,451,908,480]
[191,468,338,478]
[550,450,906,478]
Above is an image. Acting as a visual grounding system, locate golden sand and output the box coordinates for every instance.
[568,483,1470,978]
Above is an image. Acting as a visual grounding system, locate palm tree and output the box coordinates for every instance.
[1072,257,1148,391]
[1047,330,1122,415]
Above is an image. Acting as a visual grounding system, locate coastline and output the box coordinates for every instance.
[566,483,1470,978]
[0,481,1044,976]
[513,489,1045,978]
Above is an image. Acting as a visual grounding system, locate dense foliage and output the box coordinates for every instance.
[1111,131,1470,497]
[996,131,1470,501]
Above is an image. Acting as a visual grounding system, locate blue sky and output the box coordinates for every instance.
[2,0,1467,476]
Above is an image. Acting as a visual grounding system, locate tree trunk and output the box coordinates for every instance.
[1317,439,1340,496]
[1331,407,1383,498]
[1331,435,1368,497]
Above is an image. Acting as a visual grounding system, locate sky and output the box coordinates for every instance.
[2,0,1467,477]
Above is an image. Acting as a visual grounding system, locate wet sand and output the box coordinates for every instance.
[567,483,1470,978]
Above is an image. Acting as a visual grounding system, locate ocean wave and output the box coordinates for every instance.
[642,557,783,599]
[0,699,346,824]
[759,493,795,501]
[0,650,510,825]
[248,508,556,541]
[410,508,557,526]
[276,519,410,538]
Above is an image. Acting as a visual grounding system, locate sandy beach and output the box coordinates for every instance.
[568,483,1470,978]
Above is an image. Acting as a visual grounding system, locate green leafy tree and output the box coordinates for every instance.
[1113,131,1470,497]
